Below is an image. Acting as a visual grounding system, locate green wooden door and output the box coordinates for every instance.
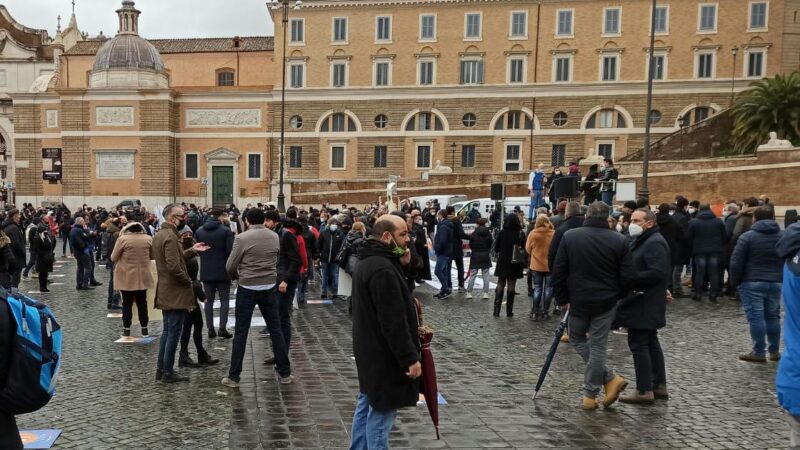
[211,166,234,207]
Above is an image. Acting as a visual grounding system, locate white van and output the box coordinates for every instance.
[409,194,468,209]
[454,196,549,220]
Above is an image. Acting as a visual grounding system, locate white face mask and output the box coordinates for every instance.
[615,224,623,233]
[330,224,338,232]
[688,207,697,214]
[628,223,644,237]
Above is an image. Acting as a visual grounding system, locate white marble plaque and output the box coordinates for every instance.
[186,108,261,128]
[96,106,134,126]
[46,110,58,128]
[96,151,135,179]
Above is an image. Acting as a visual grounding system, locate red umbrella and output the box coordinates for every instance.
[415,300,440,439]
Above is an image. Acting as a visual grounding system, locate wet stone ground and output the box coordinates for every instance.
[15,254,791,449]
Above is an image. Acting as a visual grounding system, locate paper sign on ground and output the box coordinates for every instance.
[114,335,157,344]
[19,429,62,449]
[417,393,447,406]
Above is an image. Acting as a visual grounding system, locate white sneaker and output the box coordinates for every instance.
[482,292,490,299]
[612,327,628,336]
[465,292,473,299]
[221,377,240,388]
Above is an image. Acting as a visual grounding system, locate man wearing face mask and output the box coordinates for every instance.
[350,214,420,449]
[153,204,210,383]
[410,210,431,283]
[615,209,671,404]
[317,218,345,299]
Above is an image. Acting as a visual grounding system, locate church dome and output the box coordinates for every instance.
[92,34,164,72]
[88,1,168,89]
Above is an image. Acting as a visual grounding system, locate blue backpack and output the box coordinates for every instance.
[0,290,62,415]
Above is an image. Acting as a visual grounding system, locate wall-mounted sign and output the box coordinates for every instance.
[42,148,62,181]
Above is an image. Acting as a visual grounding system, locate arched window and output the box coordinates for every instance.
[586,109,627,128]
[493,110,533,130]
[320,112,357,132]
[217,69,236,87]
[678,106,718,126]
[405,111,444,131]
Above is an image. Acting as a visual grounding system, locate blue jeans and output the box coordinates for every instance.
[23,251,37,277]
[321,262,339,297]
[298,277,309,303]
[739,281,782,356]
[434,256,452,295]
[349,393,397,450]
[75,252,91,287]
[532,271,552,314]
[228,286,290,381]
[601,191,614,206]
[694,253,721,296]
[157,309,185,373]
[528,190,544,219]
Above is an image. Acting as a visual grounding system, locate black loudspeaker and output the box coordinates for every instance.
[786,209,798,228]
[553,177,578,199]
[490,183,505,201]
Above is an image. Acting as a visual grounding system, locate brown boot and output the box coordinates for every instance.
[653,384,669,400]
[581,396,598,410]
[602,375,628,408]
[619,390,654,404]
[770,352,781,362]
[739,352,767,363]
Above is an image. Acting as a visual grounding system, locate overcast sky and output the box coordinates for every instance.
[4,0,275,39]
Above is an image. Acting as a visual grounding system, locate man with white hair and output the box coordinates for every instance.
[69,216,93,290]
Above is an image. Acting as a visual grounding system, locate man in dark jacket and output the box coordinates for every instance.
[3,210,25,288]
[617,209,671,404]
[104,218,123,309]
[466,218,493,299]
[447,206,468,291]
[411,210,431,283]
[655,204,686,297]
[433,210,454,298]
[195,209,234,339]
[729,206,784,362]
[297,215,318,304]
[687,205,728,302]
[317,218,345,299]
[547,201,584,278]
[69,216,94,290]
[672,196,692,283]
[265,211,303,363]
[350,215,420,449]
[551,201,633,410]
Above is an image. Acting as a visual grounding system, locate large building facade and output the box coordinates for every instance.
[9,0,800,208]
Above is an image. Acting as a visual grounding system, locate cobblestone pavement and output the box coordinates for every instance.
[14,255,791,449]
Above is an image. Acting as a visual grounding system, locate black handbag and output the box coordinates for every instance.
[511,231,528,266]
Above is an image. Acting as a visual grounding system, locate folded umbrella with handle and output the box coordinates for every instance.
[533,310,569,401]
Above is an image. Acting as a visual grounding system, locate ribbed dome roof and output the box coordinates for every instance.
[92,33,164,72]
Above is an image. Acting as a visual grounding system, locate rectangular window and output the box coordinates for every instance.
[374,61,390,86]
[556,9,573,36]
[750,2,767,29]
[217,71,235,86]
[332,114,346,132]
[551,145,566,167]
[699,4,717,32]
[511,11,527,37]
[416,145,431,168]
[290,63,304,88]
[695,107,710,122]
[598,110,614,128]
[289,146,303,168]
[748,51,764,77]
[697,52,714,78]
[247,154,262,179]
[184,154,198,179]
[602,55,618,81]
[331,146,346,169]
[460,59,484,85]
[604,8,621,35]
[290,19,304,43]
[598,143,614,159]
[509,58,525,83]
[376,16,392,41]
[420,14,436,40]
[373,146,388,168]
[333,17,348,42]
[554,56,571,82]
[419,60,434,85]
[461,145,476,167]
[653,6,669,33]
[332,63,346,87]
[651,55,665,80]
[419,112,432,131]
[504,144,521,171]
[465,13,481,39]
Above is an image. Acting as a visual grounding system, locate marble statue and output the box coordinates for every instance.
[758,131,796,151]
[430,160,453,173]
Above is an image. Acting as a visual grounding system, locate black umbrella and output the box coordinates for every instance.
[533,310,570,401]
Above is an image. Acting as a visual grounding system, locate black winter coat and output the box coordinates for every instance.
[468,226,493,270]
[687,210,728,255]
[551,217,635,317]
[493,225,525,280]
[450,217,468,258]
[729,220,784,287]
[352,240,420,411]
[656,213,684,266]
[412,224,431,280]
[672,209,691,264]
[195,218,234,282]
[31,229,56,274]
[276,222,303,284]
[547,215,584,271]
[2,221,24,271]
[614,226,671,330]
[317,228,345,263]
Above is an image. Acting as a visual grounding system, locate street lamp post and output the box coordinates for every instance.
[451,142,457,171]
[639,0,658,202]
[271,0,301,213]
[731,46,739,105]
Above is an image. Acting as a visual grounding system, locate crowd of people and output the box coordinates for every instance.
[1,186,799,448]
